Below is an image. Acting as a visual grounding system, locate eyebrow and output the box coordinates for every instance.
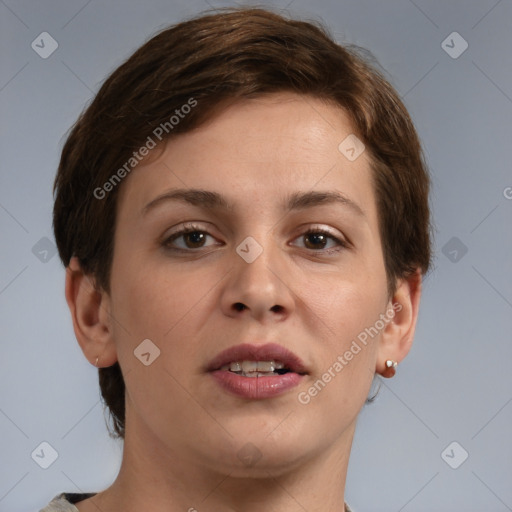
[142,188,366,218]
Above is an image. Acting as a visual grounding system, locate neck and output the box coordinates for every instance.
[87,406,355,512]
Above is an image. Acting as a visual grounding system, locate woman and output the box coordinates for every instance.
[42,6,432,511]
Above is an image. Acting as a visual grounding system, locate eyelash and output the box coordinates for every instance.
[162,223,349,255]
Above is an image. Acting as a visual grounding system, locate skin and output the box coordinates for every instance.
[66,92,422,512]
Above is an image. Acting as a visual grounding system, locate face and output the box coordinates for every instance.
[107,92,392,474]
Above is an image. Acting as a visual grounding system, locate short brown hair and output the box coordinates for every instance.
[53,6,433,440]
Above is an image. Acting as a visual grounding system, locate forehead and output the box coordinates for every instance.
[116,92,377,227]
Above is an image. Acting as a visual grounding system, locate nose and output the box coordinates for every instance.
[219,238,295,324]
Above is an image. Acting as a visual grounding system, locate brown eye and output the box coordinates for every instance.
[163,225,218,251]
[303,232,329,250]
[292,228,348,253]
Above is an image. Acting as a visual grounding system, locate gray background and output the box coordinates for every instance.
[0,1,511,511]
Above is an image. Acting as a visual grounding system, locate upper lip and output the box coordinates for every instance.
[206,343,308,374]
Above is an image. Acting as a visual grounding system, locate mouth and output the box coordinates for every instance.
[206,342,308,376]
[218,360,294,377]
[206,343,308,400]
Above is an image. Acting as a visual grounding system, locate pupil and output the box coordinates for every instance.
[306,233,325,249]
[186,231,204,247]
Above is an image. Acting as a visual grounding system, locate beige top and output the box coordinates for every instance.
[39,493,96,511]
[40,492,354,511]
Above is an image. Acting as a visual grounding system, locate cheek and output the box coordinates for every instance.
[302,277,384,402]
[109,245,215,339]
[303,266,387,341]
[108,260,208,417]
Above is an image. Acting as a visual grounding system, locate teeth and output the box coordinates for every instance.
[219,360,287,372]
[243,372,278,378]
[242,360,260,372]
[230,361,242,372]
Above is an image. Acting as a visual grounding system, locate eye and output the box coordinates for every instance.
[162,224,219,251]
[292,227,348,253]
[162,224,348,254]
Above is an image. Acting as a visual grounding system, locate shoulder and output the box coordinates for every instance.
[39,494,353,511]
[39,492,97,512]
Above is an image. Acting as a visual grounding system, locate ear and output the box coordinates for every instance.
[375,268,423,377]
[65,256,118,368]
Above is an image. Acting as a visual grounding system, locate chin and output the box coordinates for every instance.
[202,423,314,476]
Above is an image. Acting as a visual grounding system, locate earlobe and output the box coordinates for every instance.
[376,268,422,378]
[65,257,118,368]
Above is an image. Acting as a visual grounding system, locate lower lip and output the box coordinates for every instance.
[210,370,304,399]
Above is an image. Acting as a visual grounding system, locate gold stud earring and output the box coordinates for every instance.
[95,357,99,367]
[382,359,397,378]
